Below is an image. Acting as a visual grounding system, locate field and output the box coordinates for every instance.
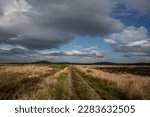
[0,64,150,100]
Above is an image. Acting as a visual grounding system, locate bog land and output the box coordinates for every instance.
[0,64,150,100]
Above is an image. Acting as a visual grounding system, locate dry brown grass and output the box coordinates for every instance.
[0,64,63,99]
[35,67,69,99]
[75,65,150,99]
[0,64,51,75]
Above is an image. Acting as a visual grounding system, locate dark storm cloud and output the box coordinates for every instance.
[6,32,74,49]
[0,47,42,63]
[115,45,150,53]
[0,48,33,56]
[28,0,123,36]
[0,9,3,16]
[0,0,123,50]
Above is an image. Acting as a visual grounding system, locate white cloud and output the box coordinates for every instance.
[2,0,32,16]
[111,26,148,44]
[105,26,150,62]
[81,46,98,51]
[40,48,104,58]
[65,50,83,56]
[127,40,148,46]
[65,50,103,57]
[104,39,117,44]
[105,26,150,47]
[63,46,103,57]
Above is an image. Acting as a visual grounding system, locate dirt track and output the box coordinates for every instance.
[68,66,101,100]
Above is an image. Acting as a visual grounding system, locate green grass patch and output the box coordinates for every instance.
[71,68,97,100]
[49,73,68,99]
[50,64,68,69]
[75,69,126,100]
[38,72,69,100]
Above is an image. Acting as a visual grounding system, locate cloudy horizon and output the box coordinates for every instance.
[0,0,150,63]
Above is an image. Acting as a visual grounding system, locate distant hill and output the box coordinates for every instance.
[32,61,52,64]
[1,61,150,65]
[92,62,150,65]
[92,62,117,65]
[127,63,150,65]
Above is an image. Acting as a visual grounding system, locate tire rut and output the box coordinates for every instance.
[68,66,101,100]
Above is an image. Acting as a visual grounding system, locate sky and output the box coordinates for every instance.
[0,0,150,63]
